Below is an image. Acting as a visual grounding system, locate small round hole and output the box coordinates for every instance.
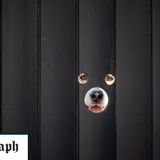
[84,87,109,113]
[78,73,88,84]
[105,74,115,85]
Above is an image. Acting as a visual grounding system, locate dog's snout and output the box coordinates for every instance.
[84,87,109,113]
[90,90,103,103]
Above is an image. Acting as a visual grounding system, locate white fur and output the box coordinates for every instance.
[84,87,109,113]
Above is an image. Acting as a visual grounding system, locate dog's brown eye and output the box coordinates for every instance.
[105,74,115,85]
[78,73,88,84]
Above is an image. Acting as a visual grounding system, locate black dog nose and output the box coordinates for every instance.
[90,90,103,103]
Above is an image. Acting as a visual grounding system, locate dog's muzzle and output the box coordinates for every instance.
[84,87,109,113]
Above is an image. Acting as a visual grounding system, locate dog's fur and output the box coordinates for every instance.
[84,87,109,113]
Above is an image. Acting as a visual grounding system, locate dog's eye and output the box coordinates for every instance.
[105,74,115,85]
[78,73,88,84]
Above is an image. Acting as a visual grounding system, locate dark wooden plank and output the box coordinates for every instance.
[79,0,116,160]
[2,0,38,160]
[0,0,2,131]
[116,0,152,160]
[41,0,77,160]
[153,0,160,160]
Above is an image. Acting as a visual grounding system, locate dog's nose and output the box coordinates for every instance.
[90,90,103,103]
[84,87,109,113]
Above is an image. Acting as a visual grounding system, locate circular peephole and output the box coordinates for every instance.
[84,87,109,113]
[78,73,88,84]
[105,74,115,85]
